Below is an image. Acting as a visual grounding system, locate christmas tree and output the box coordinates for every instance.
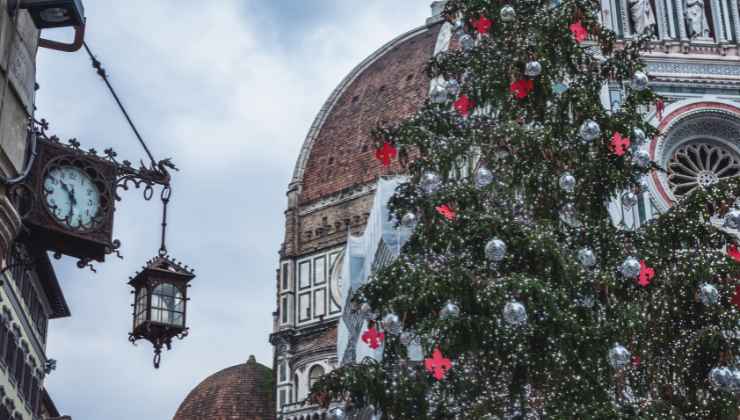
[312,0,740,418]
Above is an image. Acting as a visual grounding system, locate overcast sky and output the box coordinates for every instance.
[34,1,430,419]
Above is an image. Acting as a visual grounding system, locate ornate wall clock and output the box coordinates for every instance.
[16,135,117,263]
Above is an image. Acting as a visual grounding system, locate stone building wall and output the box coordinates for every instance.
[0,3,66,420]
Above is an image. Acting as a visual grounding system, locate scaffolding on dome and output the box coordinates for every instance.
[337,177,423,367]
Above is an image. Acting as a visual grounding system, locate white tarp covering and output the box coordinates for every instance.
[337,177,417,366]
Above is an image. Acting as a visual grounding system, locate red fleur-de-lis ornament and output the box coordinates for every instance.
[510,79,535,99]
[610,132,631,156]
[472,15,493,34]
[361,323,385,350]
[375,141,397,167]
[425,348,452,380]
[454,95,474,117]
[570,21,588,43]
[638,260,655,287]
[436,204,456,221]
[728,243,740,262]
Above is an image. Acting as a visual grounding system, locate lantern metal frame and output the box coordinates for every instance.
[128,253,195,368]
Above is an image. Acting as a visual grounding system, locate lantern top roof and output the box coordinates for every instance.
[128,253,195,286]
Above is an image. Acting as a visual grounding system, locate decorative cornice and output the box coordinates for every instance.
[644,56,740,85]
[298,182,377,216]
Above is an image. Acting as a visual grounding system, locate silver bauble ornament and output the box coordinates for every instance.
[633,127,647,144]
[608,343,631,369]
[459,34,475,51]
[382,313,402,335]
[631,71,650,91]
[709,367,733,390]
[699,283,720,305]
[401,212,418,229]
[500,5,516,22]
[723,209,740,229]
[559,172,576,193]
[445,79,461,97]
[633,150,651,168]
[503,301,527,326]
[621,191,638,208]
[430,83,448,104]
[420,171,442,195]
[579,119,601,142]
[439,301,461,320]
[524,60,542,77]
[474,165,495,188]
[485,238,507,262]
[577,247,597,268]
[328,407,347,420]
[560,203,576,219]
[620,257,641,279]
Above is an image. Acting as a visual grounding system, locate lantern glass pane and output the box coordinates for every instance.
[134,288,149,327]
[151,283,185,327]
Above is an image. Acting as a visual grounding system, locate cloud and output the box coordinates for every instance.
[35,1,431,419]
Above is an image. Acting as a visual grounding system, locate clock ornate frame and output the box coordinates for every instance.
[10,119,177,268]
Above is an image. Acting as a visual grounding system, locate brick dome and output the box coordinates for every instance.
[173,356,275,420]
[290,21,444,204]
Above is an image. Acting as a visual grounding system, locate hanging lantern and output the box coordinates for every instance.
[128,253,195,368]
[128,186,195,368]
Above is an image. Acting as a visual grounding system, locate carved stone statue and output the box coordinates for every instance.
[685,0,711,38]
[629,0,656,35]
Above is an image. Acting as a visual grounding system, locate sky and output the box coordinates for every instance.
[35,1,431,419]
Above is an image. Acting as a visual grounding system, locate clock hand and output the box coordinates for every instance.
[59,181,77,219]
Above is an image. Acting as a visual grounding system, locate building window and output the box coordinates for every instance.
[281,263,290,290]
[0,319,8,367]
[14,344,24,392]
[298,261,311,289]
[313,256,326,285]
[308,365,325,389]
[667,141,740,198]
[151,283,185,327]
[298,293,311,323]
[294,374,300,401]
[281,297,289,324]
[279,361,287,382]
[5,333,16,380]
[279,389,286,407]
[313,289,326,318]
[30,375,40,416]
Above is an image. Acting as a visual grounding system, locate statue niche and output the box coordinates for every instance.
[684,0,711,39]
[629,0,657,35]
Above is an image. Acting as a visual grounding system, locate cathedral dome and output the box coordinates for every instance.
[290,20,445,204]
[173,356,275,420]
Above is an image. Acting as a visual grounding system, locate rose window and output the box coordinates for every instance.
[667,141,740,198]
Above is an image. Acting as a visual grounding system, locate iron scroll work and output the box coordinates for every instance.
[15,119,196,368]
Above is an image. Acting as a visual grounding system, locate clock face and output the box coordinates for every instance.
[43,165,102,230]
